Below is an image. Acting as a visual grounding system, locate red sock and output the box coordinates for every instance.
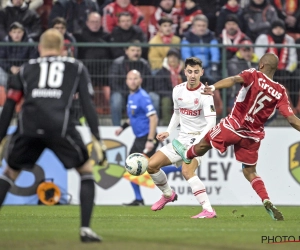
[187,145,198,159]
[250,177,269,201]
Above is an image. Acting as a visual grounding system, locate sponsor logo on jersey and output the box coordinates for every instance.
[258,78,282,99]
[194,98,199,106]
[210,105,215,112]
[288,142,300,185]
[179,108,201,116]
[178,98,183,100]
[32,88,63,99]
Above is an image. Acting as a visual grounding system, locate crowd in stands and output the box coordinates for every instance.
[1,0,300,124]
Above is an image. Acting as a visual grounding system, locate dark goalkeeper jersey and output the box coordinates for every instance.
[8,56,100,138]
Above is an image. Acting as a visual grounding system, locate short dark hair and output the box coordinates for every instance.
[185,57,203,68]
[51,17,67,28]
[158,17,173,26]
[118,12,133,21]
[125,40,141,50]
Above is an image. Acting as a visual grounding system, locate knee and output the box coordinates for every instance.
[242,166,257,181]
[181,166,193,180]
[147,160,160,174]
[4,167,20,181]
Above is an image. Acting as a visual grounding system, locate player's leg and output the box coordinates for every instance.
[172,134,212,164]
[0,134,43,207]
[123,135,158,206]
[148,148,178,211]
[76,160,102,242]
[124,140,144,206]
[242,164,283,221]
[235,139,283,221]
[0,167,20,206]
[181,159,216,219]
[48,133,101,242]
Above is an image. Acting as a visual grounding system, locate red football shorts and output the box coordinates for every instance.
[204,122,260,165]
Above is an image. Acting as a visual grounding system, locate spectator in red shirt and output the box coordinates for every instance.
[149,0,181,39]
[216,0,245,36]
[102,0,146,34]
[179,0,202,35]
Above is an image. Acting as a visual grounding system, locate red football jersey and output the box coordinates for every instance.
[224,68,293,141]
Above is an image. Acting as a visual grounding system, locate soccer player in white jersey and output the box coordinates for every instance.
[147,57,217,218]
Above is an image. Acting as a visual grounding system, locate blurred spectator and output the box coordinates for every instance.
[149,0,181,39]
[0,0,43,12]
[271,0,300,37]
[216,0,245,36]
[51,17,77,58]
[0,0,42,41]
[243,0,278,41]
[102,0,146,34]
[255,19,298,109]
[155,48,186,125]
[74,12,111,87]
[109,43,158,126]
[49,0,99,34]
[148,17,181,74]
[197,0,227,32]
[97,0,113,15]
[110,12,147,59]
[0,22,37,87]
[181,14,220,84]
[179,0,202,35]
[219,14,248,60]
[255,19,297,74]
[36,0,53,31]
[227,38,259,109]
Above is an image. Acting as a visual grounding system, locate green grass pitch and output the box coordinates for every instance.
[0,205,299,250]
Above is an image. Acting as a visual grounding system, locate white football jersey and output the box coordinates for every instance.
[173,82,216,137]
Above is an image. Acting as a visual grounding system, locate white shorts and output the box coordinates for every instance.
[159,135,202,167]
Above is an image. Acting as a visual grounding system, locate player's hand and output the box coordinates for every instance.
[143,141,154,154]
[92,136,108,166]
[203,82,215,96]
[115,127,123,136]
[156,132,169,141]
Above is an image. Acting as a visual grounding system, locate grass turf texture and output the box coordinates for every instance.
[0,206,299,250]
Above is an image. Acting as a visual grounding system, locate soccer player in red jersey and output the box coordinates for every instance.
[173,52,300,221]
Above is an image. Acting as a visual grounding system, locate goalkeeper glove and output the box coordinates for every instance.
[91,136,107,166]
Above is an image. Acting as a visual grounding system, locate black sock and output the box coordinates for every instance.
[0,176,13,207]
[80,174,95,228]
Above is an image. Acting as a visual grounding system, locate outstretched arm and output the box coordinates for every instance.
[204,75,244,95]
[286,115,300,131]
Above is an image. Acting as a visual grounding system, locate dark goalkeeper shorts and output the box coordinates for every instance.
[7,129,89,170]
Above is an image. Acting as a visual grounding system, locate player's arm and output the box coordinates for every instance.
[204,75,244,95]
[165,89,180,136]
[278,90,300,131]
[115,119,130,136]
[0,73,23,143]
[147,113,158,141]
[193,96,216,144]
[142,97,158,153]
[77,65,101,141]
[286,115,300,131]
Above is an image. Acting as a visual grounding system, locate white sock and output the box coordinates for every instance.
[187,176,213,212]
[150,170,173,197]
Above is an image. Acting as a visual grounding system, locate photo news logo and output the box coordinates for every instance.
[262,236,300,244]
